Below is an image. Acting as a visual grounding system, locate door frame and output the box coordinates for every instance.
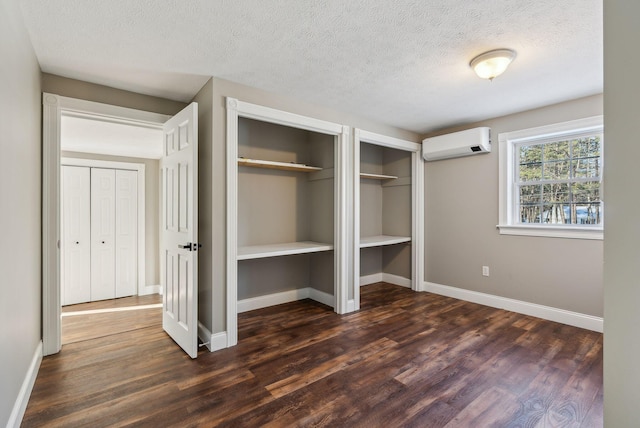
[61,158,151,298]
[42,93,170,356]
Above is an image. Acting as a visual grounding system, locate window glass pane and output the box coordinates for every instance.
[543,183,570,203]
[542,204,570,224]
[520,205,541,224]
[543,159,570,180]
[519,184,542,204]
[544,141,570,161]
[572,203,601,225]
[572,136,601,159]
[572,181,600,203]
[519,145,543,181]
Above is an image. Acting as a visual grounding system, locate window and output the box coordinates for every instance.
[498,116,603,239]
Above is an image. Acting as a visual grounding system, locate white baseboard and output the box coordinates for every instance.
[138,284,161,296]
[197,322,212,352]
[197,322,229,352]
[382,273,411,288]
[360,273,383,286]
[360,273,411,288]
[211,332,229,351]
[238,288,310,313]
[308,288,335,307]
[8,341,42,428]
[423,281,603,333]
[237,287,335,314]
[346,299,356,312]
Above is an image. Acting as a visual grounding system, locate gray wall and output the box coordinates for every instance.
[61,151,161,287]
[203,76,419,334]
[424,94,603,317]
[0,0,42,425]
[42,73,186,115]
[603,0,640,424]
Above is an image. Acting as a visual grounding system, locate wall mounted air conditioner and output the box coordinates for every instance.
[422,127,491,161]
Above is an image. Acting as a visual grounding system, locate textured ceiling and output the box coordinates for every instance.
[19,0,602,133]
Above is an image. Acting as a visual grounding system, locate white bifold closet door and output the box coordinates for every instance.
[91,168,117,301]
[61,166,91,305]
[62,166,138,305]
[115,169,138,298]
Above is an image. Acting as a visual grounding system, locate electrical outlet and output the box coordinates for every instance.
[482,266,490,277]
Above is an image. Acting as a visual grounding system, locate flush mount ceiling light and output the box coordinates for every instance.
[470,49,517,81]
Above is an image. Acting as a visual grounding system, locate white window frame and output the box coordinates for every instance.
[498,116,604,240]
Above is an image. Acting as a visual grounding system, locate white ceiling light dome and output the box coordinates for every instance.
[470,49,517,81]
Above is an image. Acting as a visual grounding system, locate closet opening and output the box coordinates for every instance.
[59,113,164,345]
[226,97,351,347]
[353,129,425,310]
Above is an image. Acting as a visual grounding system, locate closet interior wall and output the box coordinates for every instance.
[360,143,412,280]
[237,118,335,301]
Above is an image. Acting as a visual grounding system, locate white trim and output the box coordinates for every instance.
[238,288,312,313]
[143,284,161,295]
[498,116,604,239]
[42,93,168,356]
[42,94,61,356]
[7,341,42,428]
[423,281,603,332]
[353,129,425,308]
[497,224,603,240]
[197,323,229,352]
[226,97,349,347]
[412,150,425,292]
[233,99,343,135]
[382,273,412,288]
[360,273,384,286]
[359,273,412,288]
[237,287,335,313]
[58,96,170,129]
[309,288,335,308]
[500,116,604,143]
[225,99,239,347]
[358,129,421,152]
[352,129,361,310]
[61,158,150,295]
[209,331,229,352]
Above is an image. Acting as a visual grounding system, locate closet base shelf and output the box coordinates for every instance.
[238,241,334,260]
[359,235,411,248]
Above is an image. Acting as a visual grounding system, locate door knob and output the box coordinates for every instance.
[178,243,193,251]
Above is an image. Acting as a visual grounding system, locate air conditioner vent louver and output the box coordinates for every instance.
[422,127,491,161]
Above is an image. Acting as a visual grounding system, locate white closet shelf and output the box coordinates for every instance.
[359,235,411,248]
[360,172,398,180]
[238,158,322,172]
[238,241,334,260]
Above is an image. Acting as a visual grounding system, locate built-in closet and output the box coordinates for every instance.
[353,129,424,310]
[226,97,350,346]
[61,165,138,305]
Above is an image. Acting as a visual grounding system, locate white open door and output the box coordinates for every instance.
[161,102,198,358]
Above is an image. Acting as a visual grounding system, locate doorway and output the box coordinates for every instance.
[59,109,164,345]
[42,94,171,354]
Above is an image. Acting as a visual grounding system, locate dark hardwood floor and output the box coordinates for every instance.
[23,283,602,427]
[61,294,162,345]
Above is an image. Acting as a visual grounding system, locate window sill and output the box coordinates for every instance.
[497,224,603,240]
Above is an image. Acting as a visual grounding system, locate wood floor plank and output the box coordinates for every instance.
[23,283,603,427]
